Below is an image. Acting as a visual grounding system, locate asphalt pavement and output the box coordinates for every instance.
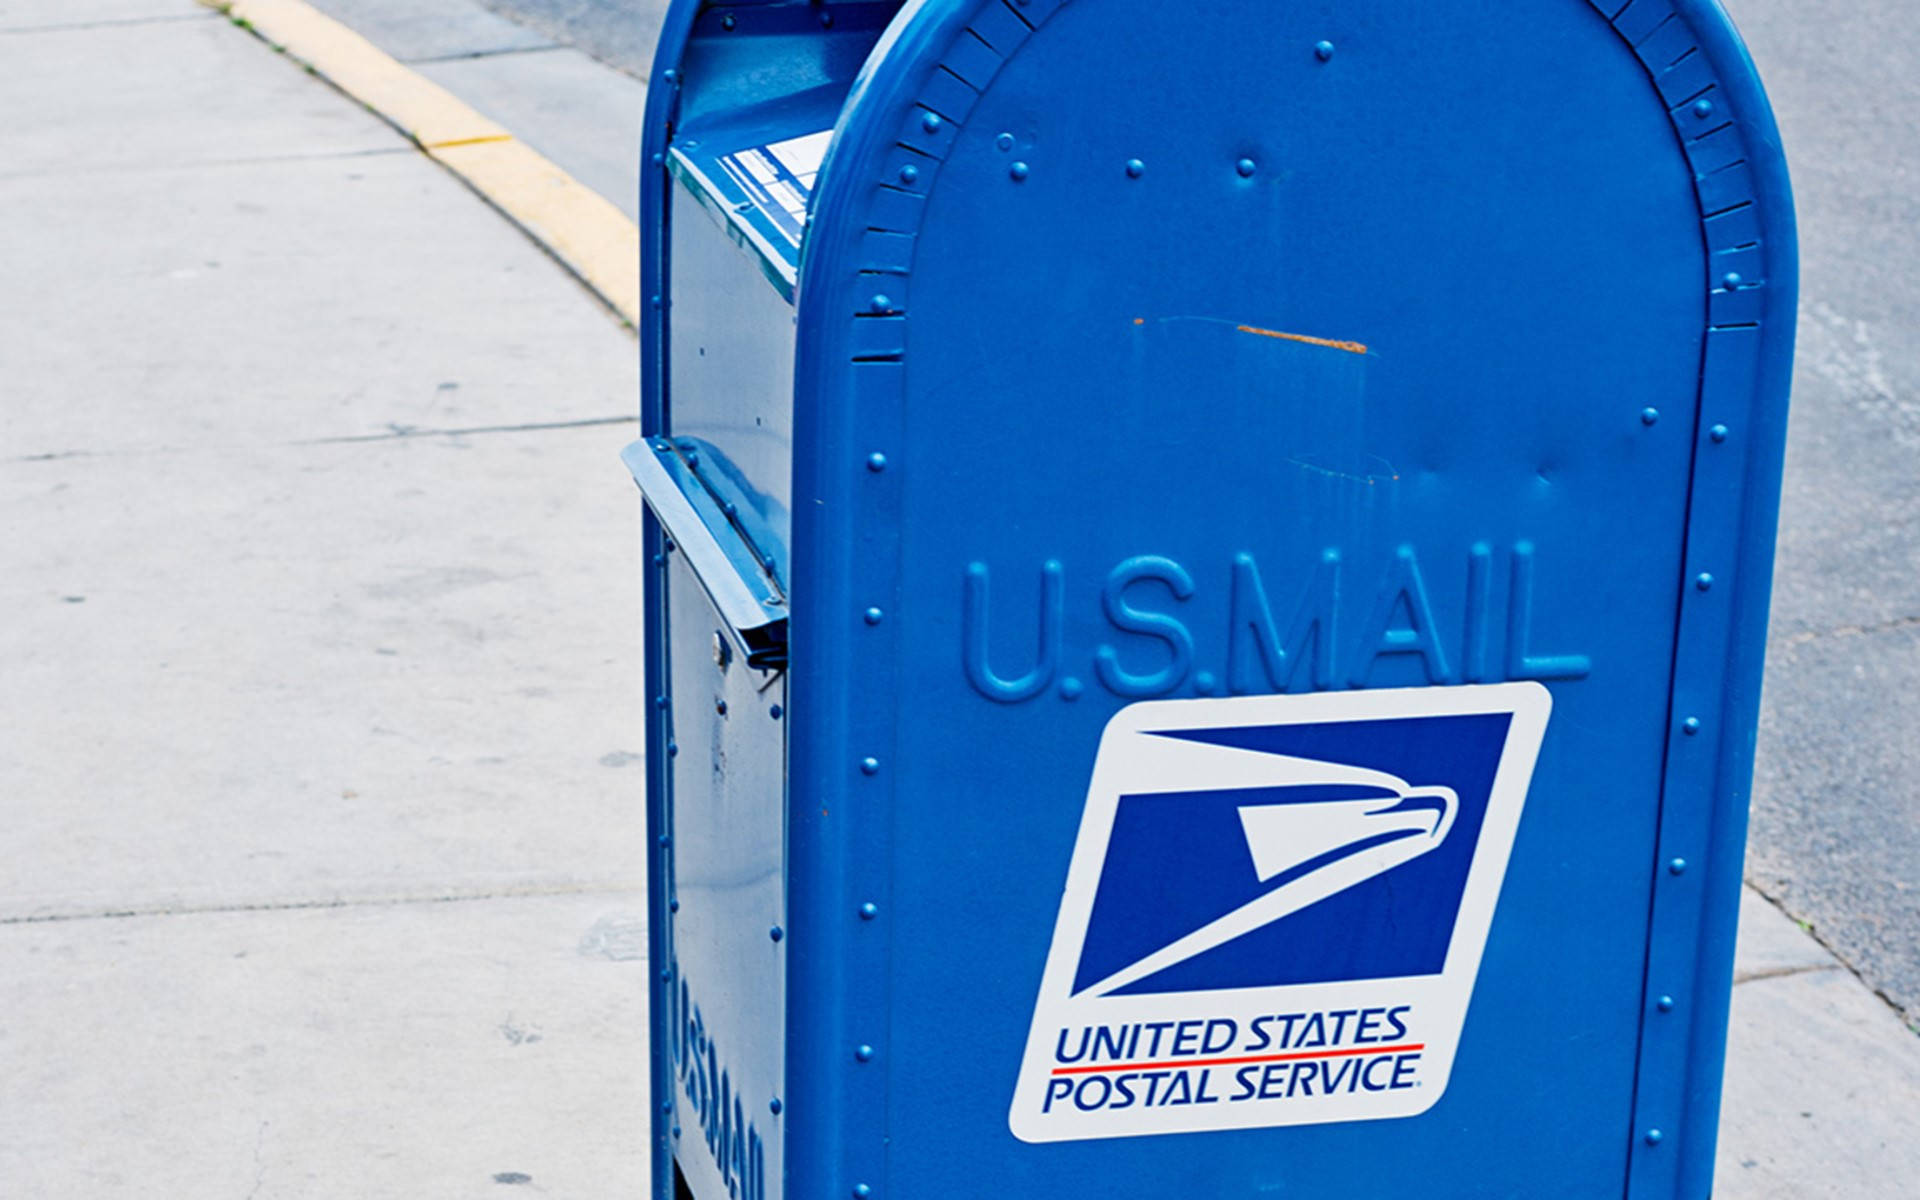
[475,0,667,75]
[1716,0,1920,1028]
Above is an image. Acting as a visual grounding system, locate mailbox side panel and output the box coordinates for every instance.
[642,7,909,1200]
[790,1,1794,1199]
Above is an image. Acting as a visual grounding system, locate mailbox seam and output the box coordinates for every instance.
[1592,1,1797,1195]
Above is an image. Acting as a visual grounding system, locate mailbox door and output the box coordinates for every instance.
[788,1,1793,1198]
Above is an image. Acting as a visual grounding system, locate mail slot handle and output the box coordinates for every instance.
[623,439,787,670]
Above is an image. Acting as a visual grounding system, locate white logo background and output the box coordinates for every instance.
[1009,683,1551,1143]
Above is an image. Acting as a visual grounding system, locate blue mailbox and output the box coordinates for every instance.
[629,1,1795,1197]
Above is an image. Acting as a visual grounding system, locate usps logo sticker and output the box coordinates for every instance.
[1009,682,1551,1143]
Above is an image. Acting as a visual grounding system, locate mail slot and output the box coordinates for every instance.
[629,1,1796,1198]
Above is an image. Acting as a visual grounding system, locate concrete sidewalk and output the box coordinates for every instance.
[0,2,646,1196]
[0,2,1914,1198]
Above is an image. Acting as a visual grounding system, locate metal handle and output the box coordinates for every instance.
[623,439,788,669]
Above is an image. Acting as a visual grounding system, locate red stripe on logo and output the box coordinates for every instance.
[1049,1042,1426,1077]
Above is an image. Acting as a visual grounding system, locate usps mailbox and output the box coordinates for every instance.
[629,1,1795,1197]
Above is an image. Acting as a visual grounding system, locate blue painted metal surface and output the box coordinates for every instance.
[635,1,1796,1197]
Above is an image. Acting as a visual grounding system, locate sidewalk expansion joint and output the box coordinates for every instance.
[0,12,217,36]
[298,414,637,445]
[0,144,413,186]
[1733,962,1844,987]
[0,882,646,928]
[210,0,641,329]
[8,415,637,465]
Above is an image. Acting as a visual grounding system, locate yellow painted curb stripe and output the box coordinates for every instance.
[214,0,640,325]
